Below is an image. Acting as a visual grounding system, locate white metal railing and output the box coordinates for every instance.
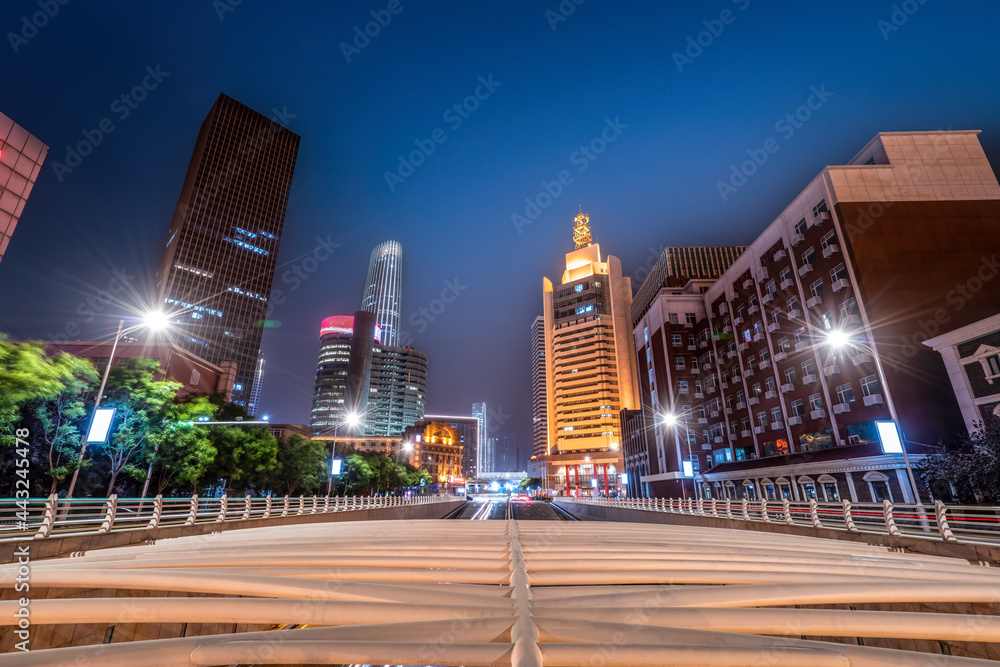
[563,497,1000,547]
[0,494,456,542]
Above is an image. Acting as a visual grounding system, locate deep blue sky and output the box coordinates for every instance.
[3,1,1000,451]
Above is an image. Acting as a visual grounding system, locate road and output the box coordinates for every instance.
[452,497,576,520]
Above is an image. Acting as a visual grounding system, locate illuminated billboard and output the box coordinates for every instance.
[330,458,343,475]
[682,460,694,477]
[876,421,904,454]
[86,407,116,444]
[320,315,354,338]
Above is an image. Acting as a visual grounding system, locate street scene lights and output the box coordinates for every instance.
[659,411,697,499]
[822,328,922,504]
[66,311,170,498]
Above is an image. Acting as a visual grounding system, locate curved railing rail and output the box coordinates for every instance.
[562,496,1000,547]
[0,494,457,542]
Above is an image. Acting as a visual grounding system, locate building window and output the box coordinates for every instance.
[748,295,758,308]
[784,366,798,384]
[760,349,770,363]
[726,395,735,410]
[765,376,775,392]
[771,309,783,324]
[988,355,1000,378]
[822,481,839,501]
[840,298,859,319]
[819,311,833,331]
[771,406,783,423]
[780,266,792,283]
[669,313,679,325]
[737,305,746,319]
[836,382,856,404]
[675,357,686,370]
[686,312,697,325]
[820,230,837,250]
[765,279,777,294]
[813,199,828,218]
[810,279,824,298]
[830,263,848,283]
[574,284,584,293]
[790,398,805,416]
[860,374,880,397]
[747,356,758,371]
[794,218,807,235]
[787,296,800,312]
[777,336,790,352]
[757,411,768,427]
[809,393,824,411]
[751,382,762,396]
[870,479,891,502]
[736,390,746,405]
[741,416,750,432]
[678,380,689,394]
[671,333,683,347]
[802,359,816,377]
[794,327,807,344]
[802,246,817,265]
[644,326,649,343]
[686,430,697,445]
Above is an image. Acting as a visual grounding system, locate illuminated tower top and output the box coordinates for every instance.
[573,208,591,249]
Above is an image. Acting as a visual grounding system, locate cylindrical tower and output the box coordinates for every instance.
[361,240,403,347]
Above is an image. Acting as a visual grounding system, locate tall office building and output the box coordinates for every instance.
[310,313,426,437]
[472,402,487,474]
[530,316,548,462]
[361,240,403,347]
[424,414,480,480]
[630,245,747,327]
[542,211,639,495]
[0,110,49,264]
[155,94,300,408]
[247,354,265,417]
[493,432,523,472]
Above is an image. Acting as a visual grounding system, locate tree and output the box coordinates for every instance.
[519,477,544,493]
[205,425,278,496]
[147,396,218,495]
[917,417,1000,504]
[275,435,328,496]
[96,358,182,495]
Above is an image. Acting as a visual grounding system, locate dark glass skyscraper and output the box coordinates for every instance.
[155,94,300,408]
[361,240,403,347]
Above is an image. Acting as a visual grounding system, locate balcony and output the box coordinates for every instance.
[699,340,708,349]
[788,416,803,426]
[727,350,738,360]
[761,293,774,305]
[806,296,822,309]
[774,351,787,362]
[798,264,813,277]
[714,435,726,444]
[842,314,861,326]
[706,386,716,394]
[756,270,768,282]
[734,316,745,326]
[780,278,794,290]
[852,353,872,365]
[697,417,708,424]
[719,302,729,314]
[767,322,779,333]
[810,408,826,419]
[709,410,720,419]
[818,210,832,223]
[741,429,752,438]
[759,360,771,370]
[832,278,849,292]
[863,393,884,407]
[752,333,764,343]
[781,383,795,393]
[832,402,851,415]
[687,344,697,351]
[791,233,805,246]
[788,308,802,319]
[771,421,784,431]
[823,364,840,377]
[724,408,734,417]
[748,396,760,406]
[695,392,705,399]
[748,305,760,315]
[822,244,840,258]
[774,249,787,261]
[702,362,713,371]
[738,342,748,352]
[690,366,701,375]
[803,374,817,384]
[742,279,753,289]
[731,374,741,382]
[794,340,809,352]
[753,425,766,434]
[764,390,778,400]
[744,368,755,378]
[723,325,733,334]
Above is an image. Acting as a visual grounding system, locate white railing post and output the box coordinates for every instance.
[934,501,957,542]
[311,496,318,514]
[709,499,718,517]
[809,498,822,528]
[216,496,228,522]
[242,495,252,520]
[323,495,330,512]
[843,498,858,531]
[184,494,199,526]
[696,497,704,515]
[264,495,272,519]
[741,498,749,521]
[883,499,902,536]
[725,499,733,520]
[97,495,117,534]
[761,499,770,523]
[146,495,163,529]
[297,496,305,515]
[34,494,59,539]
[282,496,290,517]
[782,498,794,524]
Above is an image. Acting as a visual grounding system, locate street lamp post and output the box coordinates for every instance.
[327,411,361,495]
[823,329,921,504]
[66,313,167,498]
[660,412,698,500]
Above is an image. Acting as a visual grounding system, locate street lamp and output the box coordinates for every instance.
[327,411,361,495]
[66,312,169,498]
[823,328,921,504]
[659,411,697,500]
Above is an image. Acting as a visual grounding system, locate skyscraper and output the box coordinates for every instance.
[542,211,639,496]
[530,316,547,463]
[247,354,265,417]
[0,110,49,265]
[472,402,487,475]
[366,343,427,436]
[155,94,300,409]
[361,240,403,347]
[310,314,379,435]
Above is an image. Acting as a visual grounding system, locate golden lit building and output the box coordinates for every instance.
[542,211,640,496]
[401,421,464,488]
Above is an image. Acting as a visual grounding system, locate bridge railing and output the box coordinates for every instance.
[0,494,454,542]
[564,496,1000,546]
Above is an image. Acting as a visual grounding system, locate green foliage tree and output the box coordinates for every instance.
[147,396,218,495]
[519,477,544,493]
[917,417,1000,504]
[205,425,278,496]
[96,358,182,495]
[275,435,328,496]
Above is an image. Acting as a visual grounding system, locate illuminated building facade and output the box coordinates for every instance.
[309,313,381,435]
[155,94,300,409]
[247,353,264,416]
[542,211,639,496]
[472,402,487,474]
[530,316,548,463]
[424,414,480,480]
[0,110,48,264]
[361,240,403,347]
[401,421,463,488]
[632,130,1000,504]
[366,343,427,437]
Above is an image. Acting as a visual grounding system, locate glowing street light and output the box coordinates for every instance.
[660,412,678,427]
[825,328,851,350]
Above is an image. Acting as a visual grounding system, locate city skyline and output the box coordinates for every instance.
[3,3,1000,452]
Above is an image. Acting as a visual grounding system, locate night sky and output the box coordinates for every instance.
[2,1,1000,450]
